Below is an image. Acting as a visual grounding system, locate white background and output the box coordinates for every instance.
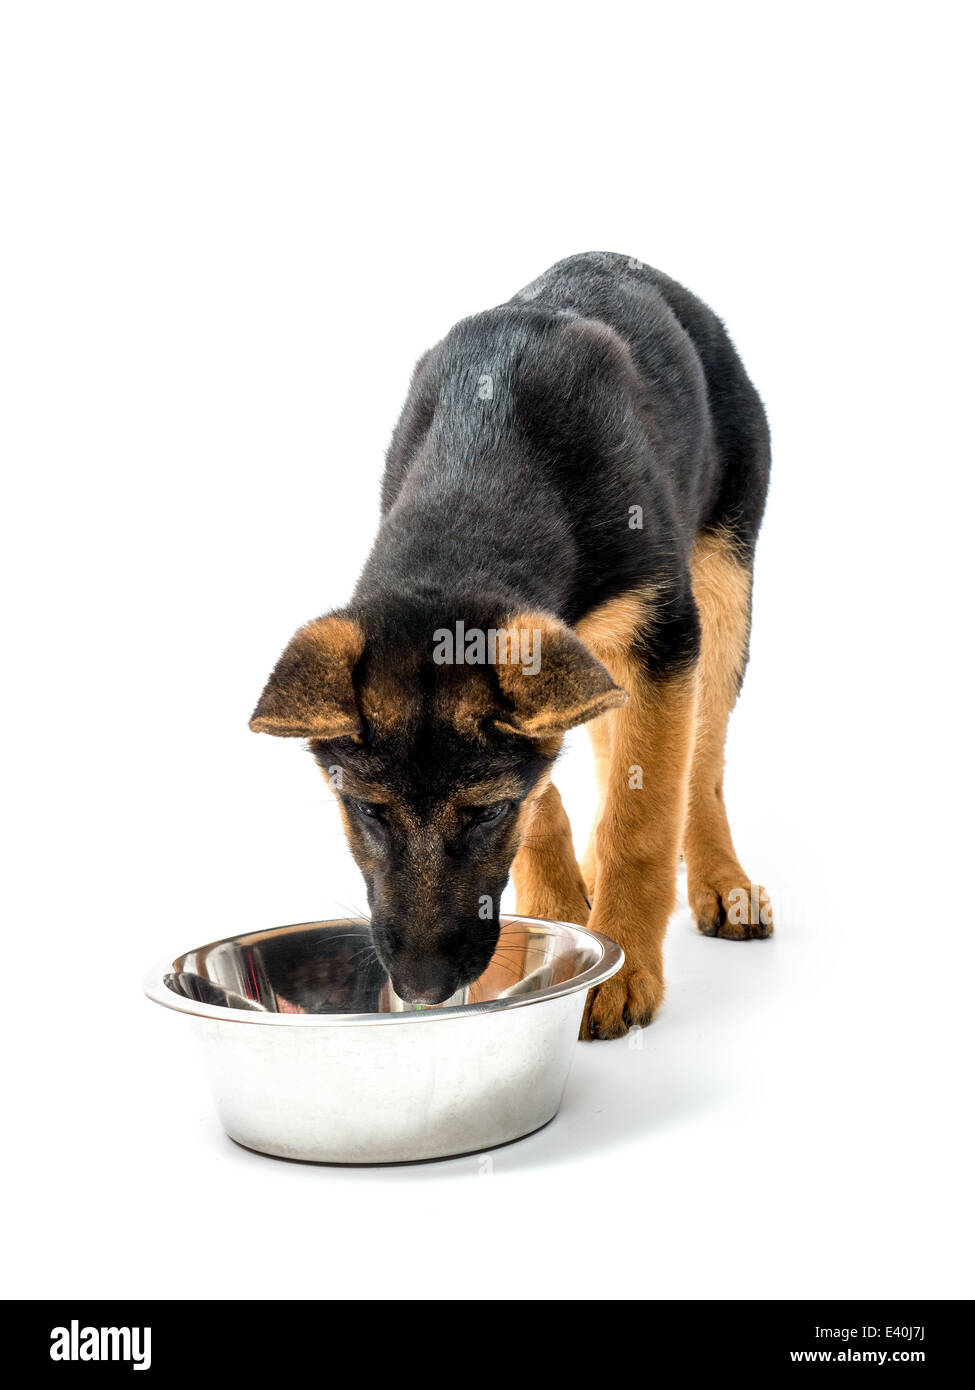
[2,1,972,1300]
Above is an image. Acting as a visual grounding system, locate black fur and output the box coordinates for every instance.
[357,251,770,674]
[282,253,770,1002]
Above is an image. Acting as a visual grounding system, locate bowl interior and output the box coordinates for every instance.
[164,917,603,1016]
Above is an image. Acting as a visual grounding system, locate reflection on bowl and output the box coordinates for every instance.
[145,915,623,1163]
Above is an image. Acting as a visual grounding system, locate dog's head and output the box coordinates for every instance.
[249,605,626,1003]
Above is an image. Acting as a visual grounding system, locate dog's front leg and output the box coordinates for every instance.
[512,778,591,927]
[582,669,698,1039]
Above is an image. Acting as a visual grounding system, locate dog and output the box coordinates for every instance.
[250,252,771,1039]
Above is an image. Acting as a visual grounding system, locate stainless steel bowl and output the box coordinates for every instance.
[144,915,623,1164]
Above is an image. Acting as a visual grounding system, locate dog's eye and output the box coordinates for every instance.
[349,799,383,821]
[468,802,511,828]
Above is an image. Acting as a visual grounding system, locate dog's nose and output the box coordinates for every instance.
[402,983,449,1006]
[390,970,457,1007]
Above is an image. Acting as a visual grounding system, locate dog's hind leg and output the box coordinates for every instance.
[512,779,590,927]
[684,528,772,939]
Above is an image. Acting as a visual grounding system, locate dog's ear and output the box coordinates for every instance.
[492,611,628,737]
[249,613,365,739]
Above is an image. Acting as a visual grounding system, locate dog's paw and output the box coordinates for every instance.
[692,877,773,940]
[580,962,663,1041]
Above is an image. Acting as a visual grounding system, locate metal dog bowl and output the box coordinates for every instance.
[144,915,623,1164]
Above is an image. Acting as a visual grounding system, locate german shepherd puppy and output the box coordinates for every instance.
[250,252,771,1038]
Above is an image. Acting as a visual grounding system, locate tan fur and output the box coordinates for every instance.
[249,614,365,739]
[576,589,657,907]
[433,666,499,742]
[575,587,656,655]
[574,588,699,1035]
[358,671,415,733]
[684,529,772,938]
[583,660,698,1038]
[494,610,628,736]
[580,709,612,900]
[511,774,591,928]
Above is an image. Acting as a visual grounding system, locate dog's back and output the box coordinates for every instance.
[364,251,769,630]
[512,252,771,555]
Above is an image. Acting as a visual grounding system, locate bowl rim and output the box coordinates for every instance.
[143,914,624,1027]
